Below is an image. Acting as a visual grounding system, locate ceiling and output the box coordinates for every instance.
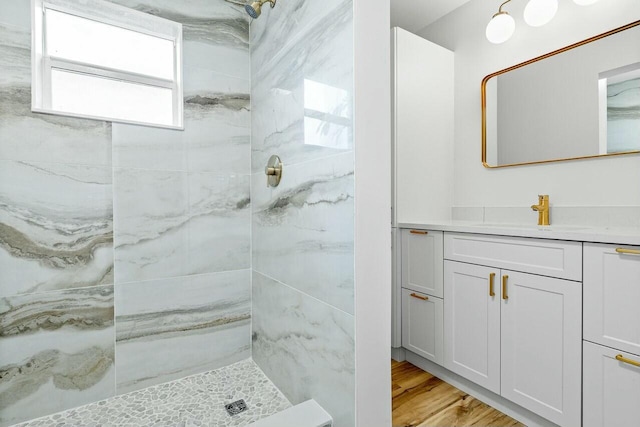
[391,0,474,33]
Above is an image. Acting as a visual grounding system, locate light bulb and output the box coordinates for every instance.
[573,0,599,5]
[486,12,516,44]
[524,0,558,27]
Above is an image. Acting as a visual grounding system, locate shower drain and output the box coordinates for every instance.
[225,399,248,416]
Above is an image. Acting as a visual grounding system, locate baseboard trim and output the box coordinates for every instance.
[404,350,558,427]
[391,347,406,362]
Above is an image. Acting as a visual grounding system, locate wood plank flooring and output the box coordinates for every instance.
[392,360,525,427]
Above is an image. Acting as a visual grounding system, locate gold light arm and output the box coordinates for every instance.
[615,354,640,368]
[616,248,640,255]
[489,273,496,297]
[502,275,509,300]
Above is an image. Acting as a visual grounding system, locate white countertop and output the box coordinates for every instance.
[398,221,640,246]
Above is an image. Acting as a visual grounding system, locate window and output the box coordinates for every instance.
[32,0,183,128]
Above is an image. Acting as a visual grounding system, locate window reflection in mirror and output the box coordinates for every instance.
[600,63,640,154]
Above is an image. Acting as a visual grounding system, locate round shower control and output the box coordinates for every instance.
[265,155,283,187]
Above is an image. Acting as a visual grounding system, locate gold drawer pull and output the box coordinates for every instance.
[502,275,509,300]
[410,230,428,235]
[410,293,429,301]
[489,273,496,297]
[616,248,640,255]
[616,354,640,368]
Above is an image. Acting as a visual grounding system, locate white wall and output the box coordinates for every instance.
[354,0,392,425]
[419,0,640,207]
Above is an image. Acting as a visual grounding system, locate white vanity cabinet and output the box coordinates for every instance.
[443,261,501,393]
[444,233,582,427]
[583,243,640,427]
[401,229,444,297]
[583,341,640,427]
[400,229,444,365]
[401,289,443,363]
[583,243,640,355]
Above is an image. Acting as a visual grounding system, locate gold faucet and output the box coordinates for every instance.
[531,195,550,226]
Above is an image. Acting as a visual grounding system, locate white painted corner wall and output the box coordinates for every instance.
[354,0,392,425]
[418,0,640,208]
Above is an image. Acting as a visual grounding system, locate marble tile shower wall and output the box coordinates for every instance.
[249,0,356,426]
[109,0,252,395]
[0,5,115,426]
[0,0,251,425]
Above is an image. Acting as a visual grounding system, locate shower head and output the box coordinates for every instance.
[245,0,276,19]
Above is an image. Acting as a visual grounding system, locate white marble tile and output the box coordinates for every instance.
[113,168,189,283]
[0,24,112,167]
[0,285,115,427]
[0,23,30,87]
[112,123,187,171]
[0,0,30,30]
[107,0,249,50]
[249,0,347,73]
[113,67,250,174]
[252,271,355,427]
[187,173,250,275]
[113,169,250,282]
[250,1,353,173]
[115,270,251,393]
[184,41,251,80]
[0,160,113,297]
[252,152,354,314]
[184,66,250,175]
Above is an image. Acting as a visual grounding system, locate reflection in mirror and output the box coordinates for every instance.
[602,63,640,154]
[482,20,640,168]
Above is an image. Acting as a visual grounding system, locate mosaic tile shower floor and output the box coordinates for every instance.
[14,359,291,427]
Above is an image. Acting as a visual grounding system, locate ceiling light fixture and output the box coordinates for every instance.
[486,1,516,44]
[486,0,600,44]
[524,0,558,27]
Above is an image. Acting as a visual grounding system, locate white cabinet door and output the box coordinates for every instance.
[583,341,640,427]
[444,261,500,394]
[401,229,443,297]
[500,271,581,427]
[401,289,443,364]
[584,243,640,356]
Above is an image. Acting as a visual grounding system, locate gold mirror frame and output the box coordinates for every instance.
[481,20,640,169]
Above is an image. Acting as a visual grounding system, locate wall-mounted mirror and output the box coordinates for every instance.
[482,20,640,168]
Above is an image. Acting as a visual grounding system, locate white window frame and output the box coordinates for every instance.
[31,0,184,129]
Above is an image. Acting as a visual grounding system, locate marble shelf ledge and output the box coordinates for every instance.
[398,221,640,246]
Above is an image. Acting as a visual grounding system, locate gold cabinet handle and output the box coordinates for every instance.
[489,273,496,297]
[410,293,429,301]
[616,354,640,368]
[502,275,509,300]
[616,248,640,255]
[410,230,428,235]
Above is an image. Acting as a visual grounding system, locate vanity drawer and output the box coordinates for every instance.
[583,341,640,427]
[444,232,582,281]
[401,229,444,297]
[584,243,640,355]
[402,289,443,365]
